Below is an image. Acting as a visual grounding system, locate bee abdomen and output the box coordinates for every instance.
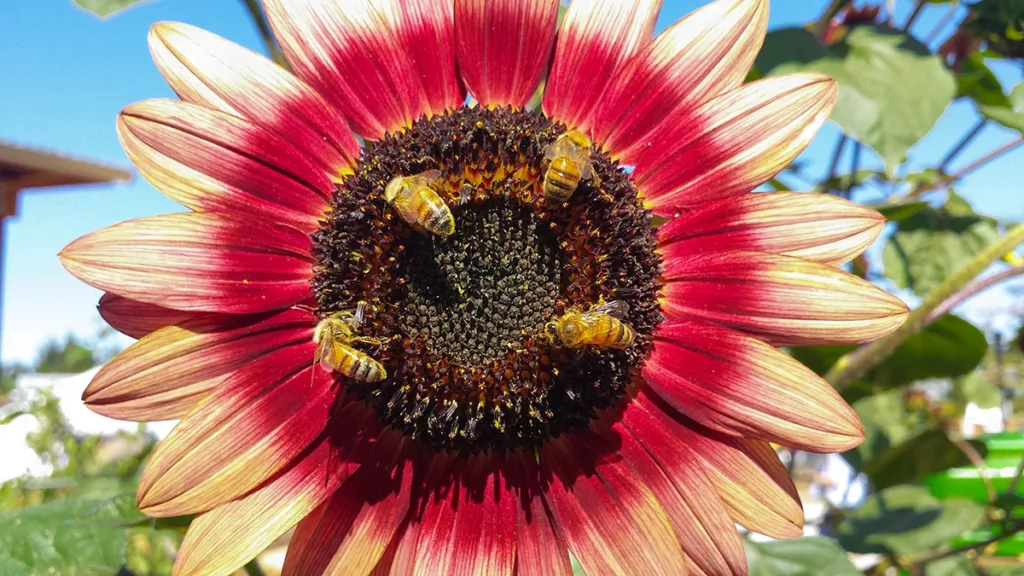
[419,196,455,236]
[544,158,582,202]
[339,349,387,382]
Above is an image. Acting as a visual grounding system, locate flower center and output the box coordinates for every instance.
[312,106,662,453]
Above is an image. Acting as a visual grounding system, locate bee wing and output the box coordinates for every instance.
[315,337,339,371]
[406,169,442,188]
[589,300,629,319]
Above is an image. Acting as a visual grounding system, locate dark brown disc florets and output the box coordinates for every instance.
[311,106,661,453]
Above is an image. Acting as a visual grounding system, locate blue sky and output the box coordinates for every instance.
[1,0,1022,365]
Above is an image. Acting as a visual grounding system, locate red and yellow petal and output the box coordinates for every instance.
[658,192,885,267]
[59,212,314,314]
[173,437,354,576]
[615,415,747,575]
[84,309,315,422]
[661,250,909,346]
[414,453,518,576]
[118,99,332,231]
[593,0,768,162]
[97,293,196,339]
[542,0,661,132]
[636,396,805,539]
[454,0,559,108]
[264,0,462,140]
[282,434,410,576]
[507,452,573,576]
[643,320,864,453]
[136,343,338,516]
[370,518,419,576]
[540,432,687,576]
[148,22,360,179]
[634,74,837,215]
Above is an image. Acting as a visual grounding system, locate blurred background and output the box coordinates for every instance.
[3,0,1024,574]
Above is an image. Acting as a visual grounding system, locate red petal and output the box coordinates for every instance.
[136,343,340,516]
[540,432,687,576]
[415,453,518,576]
[643,320,864,452]
[616,410,747,574]
[593,0,768,162]
[658,192,885,267]
[369,519,419,576]
[264,0,462,140]
[542,0,661,132]
[173,437,353,576]
[97,292,196,339]
[633,74,836,215]
[454,0,559,108]
[283,434,410,576]
[84,309,314,422]
[118,100,332,231]
[506,452,573,576]
[60,212,314,314]
[661,250,909,346]
[149,22,360,177]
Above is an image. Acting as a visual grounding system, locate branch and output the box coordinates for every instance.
[939,119,987,172]
[902,0,927,32]
[811,0,851,39]
[909,523,1022,569]
[240,0,290,70]
[926,0,962,45]
[825,222,1024,390]
[924,267,1024,324]
[912,137,1024,197]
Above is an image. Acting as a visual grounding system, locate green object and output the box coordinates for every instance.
[882,191,1002,298]
[72,0,152,18]
[984,432,1024,461]
[745,538,861,576]
[924,458,1024,502]
[837,485,987,556]
[951,526,1024,556]
[756,26,955,173]
[981,83,1024,134]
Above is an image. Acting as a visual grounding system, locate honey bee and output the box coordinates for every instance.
[384,169,455,237]
[542,130,594,203]
[313,301,387,382]
[546,300,636,350]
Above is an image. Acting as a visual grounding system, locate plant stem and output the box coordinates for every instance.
[844,140,862,198]
[902,0,927,32]
[940,119,987,172]
[825,222,1024,390]
[1007,454,1024,495]
[909,523,1022,569]
[925,0,962,45]
[912,137,1024,197]
[924,267,1024,324]
[812,0,852,39]
[825,134,848,194]
[243,560,267,576]
[240,0,289,69]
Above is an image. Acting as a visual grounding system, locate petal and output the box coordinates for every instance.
[84,309,315,422]
[542,0,661,132]
[633,74,837,215]
[423,454,518,576]
[59,212,314,314]
[643,320,864,452]
[173,437,352,576]
[264,0,462,140]
[615,413,747,575]
[506,452,572,576]
[540,432,687,576]
[136,343,340,516]
[97,292,196,339]
[282,435,411,576]
[593,0,768,162]
[118,99,331,230]
[148,22,361,178]
[454,0,559,108]
[370,519,419,576]
[661,250,909,346]
[658,192,885,267]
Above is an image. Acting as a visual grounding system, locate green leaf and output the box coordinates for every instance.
[745,538,861,575]
[882,191,1001,297]
[0,497,139,574]
[72,0,153,18]
[980,82,1024,133]
[957,52,1013,108]
[757,26,955,172]
[861,428,988,490]
[791,314,988,393]
[925,556,977,576]
[871,199,931,223]
[959,371,1005,408]
[837,485,986,556]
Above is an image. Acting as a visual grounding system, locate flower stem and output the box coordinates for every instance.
[902,0,927,32]
[924,266,1024,324]
[825,222,1024,390]
[812,0,852,39]
[240,0,290,70]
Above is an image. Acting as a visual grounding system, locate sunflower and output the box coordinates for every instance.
[59,0,908,574]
